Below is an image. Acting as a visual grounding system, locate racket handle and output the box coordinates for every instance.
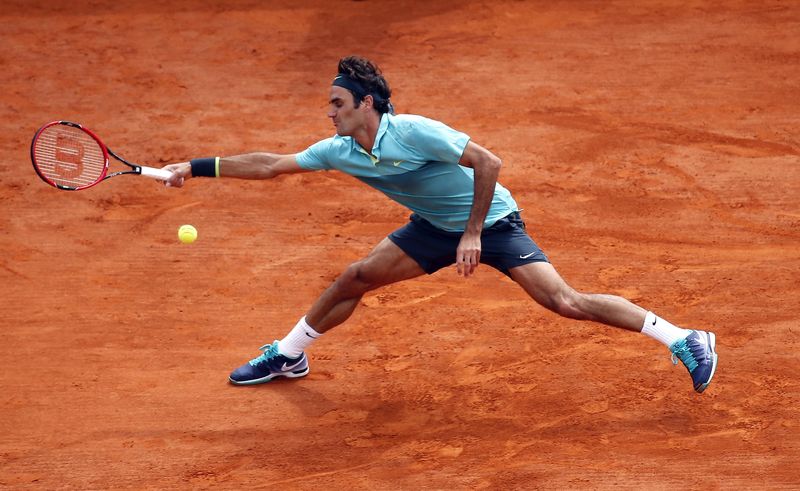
[140,166,174,180]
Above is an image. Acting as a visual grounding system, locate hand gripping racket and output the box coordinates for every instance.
[30,120,173,191]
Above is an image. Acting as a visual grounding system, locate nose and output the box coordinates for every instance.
[327,108,336,119]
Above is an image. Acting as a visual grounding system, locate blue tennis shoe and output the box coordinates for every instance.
[669,330,718,393]
[229,341,309,386]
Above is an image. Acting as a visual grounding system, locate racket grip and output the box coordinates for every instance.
[140,166,174,180]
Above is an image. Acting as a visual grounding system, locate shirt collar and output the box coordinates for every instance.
[353,113,391,164]
[373,112,390,153]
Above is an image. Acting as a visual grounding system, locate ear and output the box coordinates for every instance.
[360,94,374,109]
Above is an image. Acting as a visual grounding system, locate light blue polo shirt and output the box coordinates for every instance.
[295,113,518,232]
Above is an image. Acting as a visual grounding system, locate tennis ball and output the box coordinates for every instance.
[178,224,197,244]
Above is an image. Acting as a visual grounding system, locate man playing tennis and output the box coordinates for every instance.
[163,55,718,393]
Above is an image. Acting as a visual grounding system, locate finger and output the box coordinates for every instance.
[165,175,184,188]
[469,251,480,276]
[458,252,471,276]
[462,255,473,277]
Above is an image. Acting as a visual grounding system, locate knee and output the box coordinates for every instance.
[334,261,373,295]
[548,289,589,320]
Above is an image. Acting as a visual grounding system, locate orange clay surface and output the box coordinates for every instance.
[1,1,799,489]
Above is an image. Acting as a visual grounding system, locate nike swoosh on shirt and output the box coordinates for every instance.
[519,251,538,259]
[392,160,404,166]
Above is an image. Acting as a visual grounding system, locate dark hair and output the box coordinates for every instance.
[337,55,393,114]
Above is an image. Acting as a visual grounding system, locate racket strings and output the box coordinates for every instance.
[33,125,106,188]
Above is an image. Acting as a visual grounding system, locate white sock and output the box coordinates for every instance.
[277,316,322,358]
[641,311,691,348]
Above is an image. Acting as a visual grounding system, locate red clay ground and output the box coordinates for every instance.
[1,1,799,489]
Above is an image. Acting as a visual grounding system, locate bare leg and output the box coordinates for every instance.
[305,238,426,332]
[509,262,647,332]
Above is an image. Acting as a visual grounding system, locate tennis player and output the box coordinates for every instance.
[162,55,718,393]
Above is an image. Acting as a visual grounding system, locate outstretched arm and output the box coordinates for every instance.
[456,141,503,277]
[161,153,310,187]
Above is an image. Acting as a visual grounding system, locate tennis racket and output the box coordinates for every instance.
[30,120,173,191]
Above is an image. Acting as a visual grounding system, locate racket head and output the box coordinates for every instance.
[30,121,110,191]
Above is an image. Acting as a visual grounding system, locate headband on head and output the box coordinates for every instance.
[332,73,386,103]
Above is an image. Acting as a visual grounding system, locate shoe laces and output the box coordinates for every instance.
[670,339,699,373]
[249,342,280,366]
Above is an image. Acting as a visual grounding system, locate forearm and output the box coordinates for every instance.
[464,155,501,234]
[216,153,286,179]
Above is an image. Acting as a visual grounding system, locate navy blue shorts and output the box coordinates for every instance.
[388,212,549,277]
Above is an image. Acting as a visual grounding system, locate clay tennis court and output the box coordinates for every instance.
[2,1,798,489]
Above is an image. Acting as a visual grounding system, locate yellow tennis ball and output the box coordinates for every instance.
[178,224,197,244]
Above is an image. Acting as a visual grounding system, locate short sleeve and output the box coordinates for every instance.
[402,116,470,163]
[295,138,335,170]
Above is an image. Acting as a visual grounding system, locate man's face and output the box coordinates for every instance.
[328,86,368,136]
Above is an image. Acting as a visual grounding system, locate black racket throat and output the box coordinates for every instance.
[105,148,144,177]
